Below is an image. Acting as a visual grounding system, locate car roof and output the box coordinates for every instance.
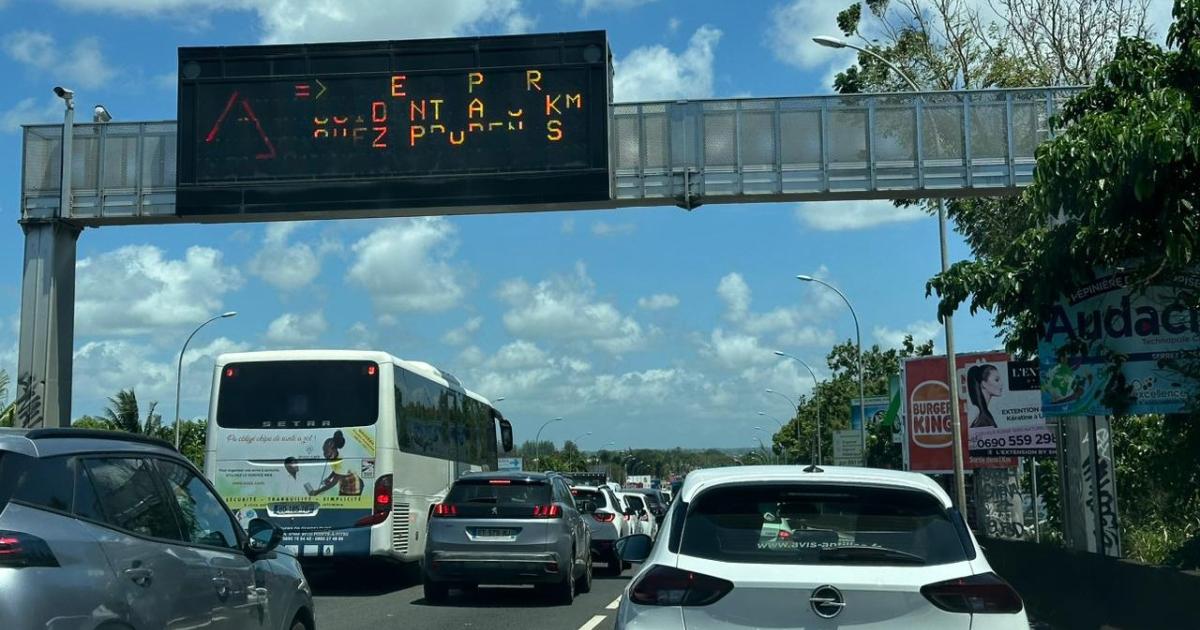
[678,465,953,507]
[0,428,181,459]
[458,470,555,482]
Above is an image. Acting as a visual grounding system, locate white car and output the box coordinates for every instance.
[572,484,632,575]
[614,465,1027,630]
[619,492,658,539]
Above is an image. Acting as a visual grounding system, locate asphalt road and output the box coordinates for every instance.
[310,563,629,630]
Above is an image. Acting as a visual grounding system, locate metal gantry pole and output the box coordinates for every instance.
[939,198,968,511]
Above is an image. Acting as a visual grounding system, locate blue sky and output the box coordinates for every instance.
[0,0,1173,449]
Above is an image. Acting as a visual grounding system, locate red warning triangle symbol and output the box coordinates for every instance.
[204,91,277,160]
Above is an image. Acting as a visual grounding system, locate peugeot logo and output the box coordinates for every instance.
[490,506,498,515]
[809,585,846,619]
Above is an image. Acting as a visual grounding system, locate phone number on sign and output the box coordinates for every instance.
[973,432,1055,451]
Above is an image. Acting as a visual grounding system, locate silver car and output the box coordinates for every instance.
[0,428,315,630]
[424,471,592,604]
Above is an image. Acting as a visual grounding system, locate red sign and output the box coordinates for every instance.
[903,354,1016,472]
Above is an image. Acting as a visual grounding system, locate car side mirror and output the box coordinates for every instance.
[246,517,283,556]
[615,534,653,563]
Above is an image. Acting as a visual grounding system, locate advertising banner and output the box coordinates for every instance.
[832,430,862,466]
[964,359,1057,457]
[884,375,904,444]
[849,396,891,431]
[903,354,1016,472]
[213,427,375,507]
[1039,267,1200,416]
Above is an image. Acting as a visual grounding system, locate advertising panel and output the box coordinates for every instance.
[497,457,523,471]
[964,359,1057,457]
[849,396,891,431]
[1038,267,1200,416]
[832,430,862,466]
[903,354,1016,472]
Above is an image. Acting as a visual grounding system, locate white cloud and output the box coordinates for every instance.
[457,345,486,366]
[497,263,647,355]
[442,316,483,346]
[2,31,116,89]
[489,340,549,369]
[57,0,533,43]
[75,245,243,337]
[637,293,679,310]
[875,320,942,349]
[346,322,377,350]
[560,218,576,234]
[347,217,466,313]
[248,223,333,291]
[155,71,178,90]
[591,221,637,237]
[613,25,721,101]
[794,199,928,231]
[73,340,175,405]
[767,0,857,71]
[717,273,751,320]
[0,96,62,133]
[708,328,773,368]
[667,17,681,34]
[265,311,328,345]
[577,0,657,14]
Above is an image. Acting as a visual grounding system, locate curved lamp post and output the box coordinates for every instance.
[773,351,823,465]
[533,417,564,466]
[798,274,865,465]
[175,311,237,449]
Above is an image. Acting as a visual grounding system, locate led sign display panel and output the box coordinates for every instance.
[177,31,611,217]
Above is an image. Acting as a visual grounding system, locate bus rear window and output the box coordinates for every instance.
[216,361,380,429]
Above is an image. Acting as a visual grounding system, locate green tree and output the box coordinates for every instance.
[0,369,12,428]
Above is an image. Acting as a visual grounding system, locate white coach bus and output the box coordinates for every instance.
[203,349,514,564]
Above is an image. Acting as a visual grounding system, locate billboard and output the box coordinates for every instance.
[1039,267,1200,416]
[849,396,891,431]
[903,354,1018,472]
[177,31,611,217]
[832,430,862,466]
[964,358,1056,457]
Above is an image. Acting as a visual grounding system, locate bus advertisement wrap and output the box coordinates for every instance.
[1038,266,1200,416]
[213,427,377,513]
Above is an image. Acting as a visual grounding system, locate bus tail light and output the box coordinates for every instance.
[355,474,393,527]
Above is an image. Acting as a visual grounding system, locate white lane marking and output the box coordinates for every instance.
[579,614,607,630]
[606,596,622,610]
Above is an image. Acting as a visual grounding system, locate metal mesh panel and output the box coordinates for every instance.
[829,108,868,165]
[642,107,668,169]
[970,100,1008,160]
[874,105,915,163]
[923,98,964,161]
[142,132,177,188]
[779,109,820,165]
[22,127,61,194]
[614,111,640,170]
[703,112,736,167]
[103,134,139,188]
[740,111,775,166]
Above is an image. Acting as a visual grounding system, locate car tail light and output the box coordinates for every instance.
[532,504,562,518]
[355,474,393,526]
[432,503,458,518]
[0,531,59,568]
[639,513,649,522]
[630,565,733,607]
[921,572,1023,614]
[592,512,616,523]
[777,529,792,540]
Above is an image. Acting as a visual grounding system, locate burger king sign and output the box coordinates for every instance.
[903,354,1016,472]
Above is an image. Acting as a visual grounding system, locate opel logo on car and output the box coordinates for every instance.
[809,585,846,619]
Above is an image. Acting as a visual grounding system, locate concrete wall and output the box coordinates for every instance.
[981,537,1200,629]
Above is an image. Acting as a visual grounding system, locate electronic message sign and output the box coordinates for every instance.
[176,31,611,217]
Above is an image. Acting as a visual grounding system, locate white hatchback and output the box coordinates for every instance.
[614,465,1028,630]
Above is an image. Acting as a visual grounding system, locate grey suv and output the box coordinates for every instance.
[424,471,592,604]
[0,428,315,630]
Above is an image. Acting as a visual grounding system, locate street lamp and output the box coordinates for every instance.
[774,351,823,465]
[570,431,593,448]
[809,36,967,510]
[175,311,237,449]
[756,411,785,429]
[797,274,866,465]
[811,36,921,91]
[534,417,564,466]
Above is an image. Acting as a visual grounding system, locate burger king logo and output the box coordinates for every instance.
[910,380,952,448]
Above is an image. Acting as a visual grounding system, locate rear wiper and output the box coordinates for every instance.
[817,545,926,564]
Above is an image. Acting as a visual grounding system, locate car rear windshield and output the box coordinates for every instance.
[571,488,607,511]
[678,483,970,566]
[624,495,646,510]
[216,360,380,429]
[447,478,552,518]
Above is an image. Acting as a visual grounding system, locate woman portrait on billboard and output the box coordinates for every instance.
[967,364,1003,428]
